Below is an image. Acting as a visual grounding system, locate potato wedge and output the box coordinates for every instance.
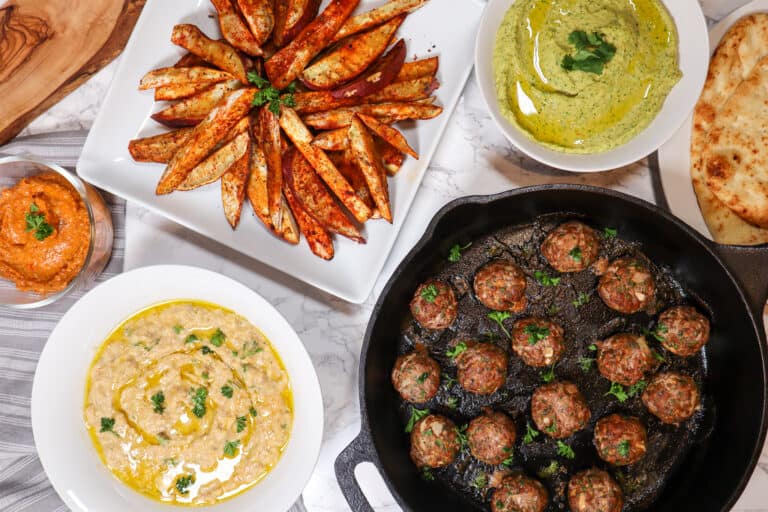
[312,129,349,151]
[396,56,438,82]
[152,80,241,128]
[210,0,263,56]
[332,0,427,43]
[246,142,272,229]
[283,174,334,260]
[330,149,375,210]
[301,15,404,90]
[156,88,256,194]
[366,75,439,103]
[265,0,360,89]
[139,66,234,90]
[236,0,274,46]
[273,0,321,48]
[303,101,443,130]
[154,82,215,101]
[177,129,251,191]
[128,129,194,163]
[331,39,406,99]
[348,115,391,222]
[221,145,251,228]
[256,106,284,229]
[279,106,372,223]
[174,52,210,68]
[377,138,405,176]
[358,113,417,158]
[171,24,249,82]
[278,195,301,244]
[283,148,365,243]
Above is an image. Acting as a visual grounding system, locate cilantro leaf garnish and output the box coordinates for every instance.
[605,382,628,402]
[191,387,208,418]
[210,328,226,347]
[617,439,631,458]
[523,422,540,443]
[488,311,512,338]
[100,417,118,436]
[236,415,247,433]
[175,474,194,494]
[561,30,616,75]
[578,357,594,372]
[523,323,550,345]
[223,439,241,457]
[534,270,560,287]
[405,407,429,433]
[556,440,575,459]
[25,203,54,241]
[420,284,439,303]
[248,73,297,115]
[448,242,472,262]
[540,365,556,383]
[604,227,618,238]
[151,391,165,414]
[446,342,468,358]
[221,384,234,398]
[572,292,590,307]
[569,246,583,262]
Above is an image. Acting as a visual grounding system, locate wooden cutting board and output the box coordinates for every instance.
[0,0,146,145]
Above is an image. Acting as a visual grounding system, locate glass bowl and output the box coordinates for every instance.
[0,156,114,308]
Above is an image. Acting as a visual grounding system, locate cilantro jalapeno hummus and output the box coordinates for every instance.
[494,0,682,153]
[84,301,293,505]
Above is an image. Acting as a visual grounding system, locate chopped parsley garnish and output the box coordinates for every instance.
[210,328,226,347]
[604,227,618,238]
[472,472,487,489]
[446,342,468,359]
[572,292,590,307]
[455,424,468,448]
[221,385,234,398]
[445,396,459,409]
[417,372,430,383]
[605,382,628,402]
[201,345,213,355]
[191,387,208,417]
[99,417,117,435]
[443,375,458,388]
[561,30,617,75]
[173,325,183,334]
[652,350,666,362]
[588,343,598,351]
[628,379,648,397]
[223,439,241,457]
[578,357,594,372]
[556,440,575,459]
[25,203,54,241]
[538,460,560,478]
[487,311,512,338]
[250,407,258,417]
[422,468,435,481]
[617,439,631,458]
[448,242,472,262]
[405,408,429,433]
[185,334,199,344]
[644,323,668,342]
[420,284,439,303]
[501,446,514,467]
[236,415,247,433]
[202,371,209,380]
[523,422,540,443]
[175,474,194,494]
[248,72,297,115]
[151,391,165,414]
[540,365,556,383]
[523,324,550,345]
[534,270,561,287]
[569,246,583,262]
[544,422,557,434]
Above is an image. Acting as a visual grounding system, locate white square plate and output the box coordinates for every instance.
[78,0,483,303]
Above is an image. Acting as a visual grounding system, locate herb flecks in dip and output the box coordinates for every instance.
[84,301,293,506]
[0,173,90,293]
[493,0,682,153]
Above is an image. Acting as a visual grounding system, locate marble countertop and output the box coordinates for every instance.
[21,1,768,510]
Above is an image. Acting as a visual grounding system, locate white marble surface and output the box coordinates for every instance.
[21,0,768,510]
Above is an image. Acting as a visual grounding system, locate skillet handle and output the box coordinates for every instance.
[711,244,768,321]
[334,430,377,512]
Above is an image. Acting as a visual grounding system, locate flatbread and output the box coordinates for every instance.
[690,13,768,244]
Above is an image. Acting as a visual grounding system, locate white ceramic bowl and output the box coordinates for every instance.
[31,265,323,512]
[474,0,710,172]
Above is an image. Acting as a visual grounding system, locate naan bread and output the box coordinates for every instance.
[690,13,768,244]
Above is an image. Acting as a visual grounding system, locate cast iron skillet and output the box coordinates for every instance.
[334,185,768,512]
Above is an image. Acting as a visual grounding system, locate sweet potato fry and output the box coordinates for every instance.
[312,129,349,151]
[265,0,360,89]
[247,142,272,228]
[174,52,210,68]
[210,0,263,56]
[152,80,241,128]
[221,144,251,228]
[279,107,372,223]
[301,15,404,90]
[139,66,234,90]
[303,101,443,130]
[177,129,250,191]
[283,164,334,260]
[273,0,321,48]
[396,56,438,82]
[329,149,375,210]
[128,129,194,163]
[348,115,391,222]
[156,88,256,194]
[377,138,405,176]
[256,106,284,229]
[332,0,427,42]
[366,75,439,103]
[154,82,215,101]
[331,39,405,99]
[284,148,365,243]
[358,113,417,158]
[171,24,249,82]
[236,0,274,46]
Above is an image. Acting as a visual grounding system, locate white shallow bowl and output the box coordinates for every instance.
[31,265,323,512]
[474,0,710,172]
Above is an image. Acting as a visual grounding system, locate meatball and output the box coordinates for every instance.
[541,221,601,273]
[568,468,623,512]
[598,257,656,314]
[491,474,548,512]
[657,305,711,357]
[410,280,457,330]
[511,317,566,368]
[467,411,516,465]
[531,381,591,439]
[593,414,647,466]
[391,351,441,403]
[456,342,508,395]
[596,333,655,386]
[474,260,527,312]
[642,372,700,424]
[410,414,460,468]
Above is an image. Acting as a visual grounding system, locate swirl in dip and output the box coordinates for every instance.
[84,301,293,505]
[493,0,681,153]
[0,172,90,293]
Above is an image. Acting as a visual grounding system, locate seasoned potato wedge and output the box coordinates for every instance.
[301,15,404,90]
[303,101,443,130]
[128,129,194,163]
[396,56,438,82]
[330,149,375,210]
[283,174,334,260]
[312,129,349,151]
[139,66,234,90]
[358,113,417,158]
[348,115,392,222]
[210,0,263,56]
[174,52,210,68]
[246,142,272,227]
[331,39,406,99]
[152,80,241,128]
[154,82,215,101]
[332,0,427,43]
[274,0,321,47]
[171,24,249,82]
[177,129,251,191]
[278,195,301,244]
[377,138,405,176]
[221,145,251,228]
[256,106,284,229]
[236,0,274,46]
[366,75,439,103]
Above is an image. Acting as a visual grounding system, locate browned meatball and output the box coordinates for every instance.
[474,260,527,312]
[391,351,441,403]
[541,221,601,273]
[410,414,460,468]
[596,333,655,386]
[593,414,647,466]
[657,305,711,357]
[531,381,591,439]
[467,411,516,465]
[642,372,700,424]
[568,468,623,512]
[491,474,548,512]
[511,317,565,368]
[410,281,457,330]
[456,342,508,395]
[598,258,656,314]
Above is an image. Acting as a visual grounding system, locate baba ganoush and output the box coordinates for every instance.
[494,0,682,153]
[84,301,293,505]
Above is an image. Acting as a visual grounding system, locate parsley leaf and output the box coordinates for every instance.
[572,292,590,307]
[185,334,199,344]
[236,415,248,433]
[25,203,54,241]
[446,342,468,359]
[100,417,117,435]
[578,357,594,372]
[561,30,616,75]
[405,408,429,433]
[488,311,512,338]
[250,406,258,417]
[191,387,208,418]
[151,391,165,414]
[420,284,439,303]
[175,474,194,494]
[538,460,560,478]
[569,246,583,262]
[472,472,487,489]
[201,345,213,355]
[604,227,618,238]
[223,439,241,457]
[448,242,472,262]
[445,396,459,409]
[210,328,226,347]
[644,323,668,342]
[455,424,468,448]
[417,372,430,383]
[523,324,550,345]
[523,422,540,443]
[247,71,269,88]
[501,446,514,467]
[588,343,598,351]
[605,382,628,402]
[534,270,560,287]
[628,379,648,397]
[421,468,435,481]
[540,365,556,383]
[248,74,297,115]
[617,439,631,458]
[556,440,575,459]
[173,325,183,334]
[221,385,234,398]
